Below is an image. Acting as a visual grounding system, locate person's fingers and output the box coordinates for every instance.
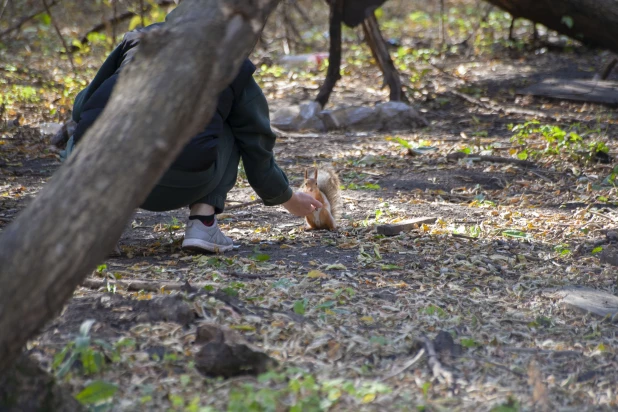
[310,198,323,209]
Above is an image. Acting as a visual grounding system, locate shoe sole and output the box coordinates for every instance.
[182,238,234,253]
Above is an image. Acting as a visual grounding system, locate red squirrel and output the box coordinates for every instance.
[300,168,342,231]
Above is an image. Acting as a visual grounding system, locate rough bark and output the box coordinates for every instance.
[315,0,344,107]
[0,354,85,411]
[362,13,407,103]
[0,0,280,374]
[485,0,618,53]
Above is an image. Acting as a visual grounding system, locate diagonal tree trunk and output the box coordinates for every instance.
[485,0,618,53]
[0,0,280,374]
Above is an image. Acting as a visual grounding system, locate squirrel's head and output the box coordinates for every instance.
[302,168,320,194]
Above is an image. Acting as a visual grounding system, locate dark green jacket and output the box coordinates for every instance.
[71,25,292,206]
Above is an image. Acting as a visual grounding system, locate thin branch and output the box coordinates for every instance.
[446,151,536,168]
[449,89,564,120]
[381,348,426,381]
[501,347,583,357]
[461,355,526,378]
[419,335,454,386]
[228,271,275,279]
[41,0,76,74]
[139,0,145,28]
[0,0,57,39]
[0,0,10,21]
[225,199,262,211]
[73,0,176,52]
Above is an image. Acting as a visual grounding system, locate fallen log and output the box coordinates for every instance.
[485,0,618,55]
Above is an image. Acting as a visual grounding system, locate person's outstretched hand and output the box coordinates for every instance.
[282,192,322,217]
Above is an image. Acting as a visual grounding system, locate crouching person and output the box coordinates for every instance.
[64,17,321,253]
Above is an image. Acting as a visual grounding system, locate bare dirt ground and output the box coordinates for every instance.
[2,1,618,410]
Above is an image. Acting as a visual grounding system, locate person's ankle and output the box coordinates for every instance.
[190,203,215,216]
[189,215,215,227]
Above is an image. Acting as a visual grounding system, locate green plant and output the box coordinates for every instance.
[227,369,391,411]
[509,121,609,164]
[53,320,107,378]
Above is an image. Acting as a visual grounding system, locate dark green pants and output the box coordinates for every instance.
[140,124,240,214]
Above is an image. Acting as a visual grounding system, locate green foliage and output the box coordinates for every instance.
[0,85,39,105]
[228,369,391,411]
[293,299,307,315]
[421,304,447,317]
[509,121,609,164]
[53,321,135,380]
[553,244,571,256]
[460,338,480,348]
[491,396,521,411]
[75,381,118,406]
[502,229,531,239]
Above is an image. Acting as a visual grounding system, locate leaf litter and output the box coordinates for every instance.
[2,1,618,410]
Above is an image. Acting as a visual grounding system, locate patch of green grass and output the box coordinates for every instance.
[227,368,392,411]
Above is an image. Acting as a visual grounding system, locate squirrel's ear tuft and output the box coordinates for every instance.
[314,169,318,180]
[304,169,308,180]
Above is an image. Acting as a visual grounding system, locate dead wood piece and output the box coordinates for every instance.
[446,151,535,168]
[518,78,618,106]
[194,323,277,378]
[376,217,437,236]
[462,355,526,378]
[501,347,583,357]
[82,271,272,292]
[0,354,85,411]
[485,0,618,56]
[419,335,454,386]
[450,89,557,119]
[228,271,275,279]
[381,348,425,381]
[225,199,262,211]
[543,287,618,320]
[82,278,195,292]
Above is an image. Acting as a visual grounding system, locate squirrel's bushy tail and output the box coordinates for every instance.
[317,168,342,219]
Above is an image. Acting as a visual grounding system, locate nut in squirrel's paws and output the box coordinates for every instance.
[301,167,341,231]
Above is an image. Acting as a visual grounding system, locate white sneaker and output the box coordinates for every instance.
[182,217,234,253]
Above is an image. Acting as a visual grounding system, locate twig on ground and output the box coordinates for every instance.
[382,348,426,381]
[589,210,618,223]
[419,335,454,385]
[461,355,526,378]
[449,89,570,121]
[451,233,478,241]
[225,199,262,211]
[228,271,275,279]
[501,347,583,357]
[82,278,201,292]
[446,151,535,168]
